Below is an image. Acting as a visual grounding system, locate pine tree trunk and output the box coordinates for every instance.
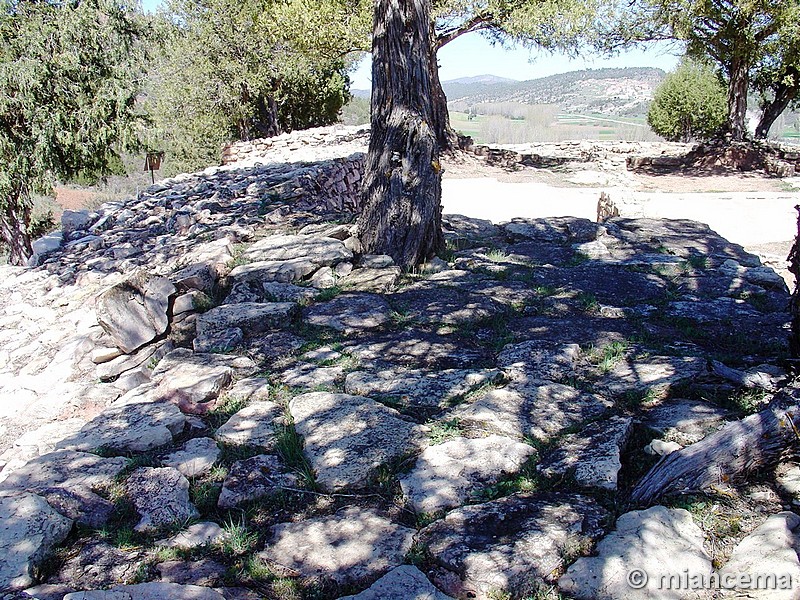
[727,57,750,142]
[0,188,34,266]
[755,70,798,139]
[429,38,460,152]
[354,0,444,269]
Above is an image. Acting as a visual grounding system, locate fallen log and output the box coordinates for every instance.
[631,395,800,504]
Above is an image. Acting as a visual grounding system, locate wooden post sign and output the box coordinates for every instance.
[144,151,164,184]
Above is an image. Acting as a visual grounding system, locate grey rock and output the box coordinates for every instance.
[126,467,199,533]
[63,582,226,600]
[162,437,220,478]
[96,272,176,353]
[156,522,227,549]
[224,377,271,403]
[61,210,95,235]
[242,234,352,265]
[776,463,800,506]
[338,565,455,600]
[150,348,234,414]
[310,266,337,288]
[171,263,219,295]
[496,340,582,383]
[8,419,87,457]
[43,540,144,591]
[0,493,73,591]
[718,512,800,599]
[303,293,392,334]
[95,341,165,382]
[172,291,211,316]
[399,435,536,514]
[229,258,318,284]
[452,381,613,442]
[644,439,683,456]
[214,402,283,449]
[344,368,502,408]
[36,486,115,529]
[30,232,63,263]
[537,416,632,491]
[156,558,226,587]
[360,254,395,268]
[290,392,424,491]
[56,393,187,453]
[91,346,123,365]
[217,454,298,509]
[280,362,344,389]
[419,492,608,599]
[559,506,712,600]
[192,327,243,353]
[343,331,491,370]
[643,398,731,445]
[261,282,318,303]
[195,302,297,336]
[338,267,402,293]
[598,356,706,395]
[260,507,414,585]
[388,288,502,327]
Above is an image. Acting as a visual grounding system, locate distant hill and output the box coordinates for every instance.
[443,67,666,117]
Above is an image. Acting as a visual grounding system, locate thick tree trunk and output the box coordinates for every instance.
[727,57,750,142]
[354,0,444,269]
[755,68,798,139]
[0,188,33,266]
[789,206,800,360]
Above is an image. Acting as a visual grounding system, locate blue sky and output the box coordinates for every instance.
[141,0,682,88]
[351,35,683,89]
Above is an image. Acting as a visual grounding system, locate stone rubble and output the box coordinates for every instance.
[0,125,794,599]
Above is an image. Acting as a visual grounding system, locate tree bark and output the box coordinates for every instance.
[789,206,800,360]
[354,0,444,269]
[631,398,800,504]
[428,38,461,152]
[0,187,34,266]
[726,56,750,142]
[755,67,799,140]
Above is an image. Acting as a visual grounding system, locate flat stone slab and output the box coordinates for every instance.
[290,392,424,491]
[0,492,73,591]
[280,362,344,389]
[96,272,176,353]
[39,539,145,592]
[224,377,271,403]
[419,492,608,599]
[156,522,227,550]
[195,302,297,336]
[0,450,127,496]
[338,565,455,600]
[718,512,800,599]
[339,267,401,293]
[388,288,503,327]
[344,368,502,408]
[259,507,414,585]
[776,463,800,506]
[343,331,492,370]
[559,505,712,600]
[643,398,731,445]
[214,401,283,450]
[63,582,226,600]
[162,437,220,478]
[242,234,352,265]
[452,380,614,442]
[399,435,536,514]
[217,454,298,509]
[303,293,392,334]
[150,348,234,414]
[597,356,706,395]
[262,282,319,303]
[126,467,199,533]
[55,392,187,453]
[229,258,318,284]
[496,340,583,383]
[537,416,632,491]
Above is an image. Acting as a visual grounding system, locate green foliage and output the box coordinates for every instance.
[647,59,727,142]
[146,0,371,174]
[0,0,150,263]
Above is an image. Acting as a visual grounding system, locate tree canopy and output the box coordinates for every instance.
[0,0,149,265]
[147,0,371,173]
[611,0,800,141]
[647,58,728,142]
